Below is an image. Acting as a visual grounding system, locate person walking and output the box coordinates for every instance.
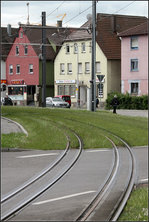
[111,95,119,114]
[96,97,99,108]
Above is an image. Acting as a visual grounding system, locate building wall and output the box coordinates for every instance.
[6,27,39,86]
[54,40,108,106]
[107,59,121,94]
[1,60,6,80]
[121,35,148,95]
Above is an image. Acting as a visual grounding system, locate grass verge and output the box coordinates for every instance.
[1,106,148,150]
[118,186,148,221]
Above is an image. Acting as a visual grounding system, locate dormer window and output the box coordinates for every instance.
[16,46,19,55]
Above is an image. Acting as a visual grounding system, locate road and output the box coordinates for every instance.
[1,146,148,221]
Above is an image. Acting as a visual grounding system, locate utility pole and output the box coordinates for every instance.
[42,12,46,107]
[91,0,96,111]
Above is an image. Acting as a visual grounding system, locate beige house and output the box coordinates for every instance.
[54,14,147,108]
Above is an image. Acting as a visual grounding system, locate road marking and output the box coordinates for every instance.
[32,190,96,205]
[87,149,111,152]
[16,153,58,158]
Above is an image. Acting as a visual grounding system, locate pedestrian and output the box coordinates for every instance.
[111,95,119,114]
[96,97,99,108]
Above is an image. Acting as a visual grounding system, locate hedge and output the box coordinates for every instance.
[106,92,148,110]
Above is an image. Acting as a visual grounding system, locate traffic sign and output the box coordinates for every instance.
[97,75,105,82]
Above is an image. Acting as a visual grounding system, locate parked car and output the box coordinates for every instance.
[1,96,13,106]
[54,95,71,108]
[46,97,69,108]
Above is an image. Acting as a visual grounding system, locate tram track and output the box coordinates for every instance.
[2,116,136,221]
[59,118,136,221]
[1,123,83,221]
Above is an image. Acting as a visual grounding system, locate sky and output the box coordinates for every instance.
[1,1,148,28]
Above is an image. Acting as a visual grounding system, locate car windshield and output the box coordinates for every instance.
[52,98,63,102]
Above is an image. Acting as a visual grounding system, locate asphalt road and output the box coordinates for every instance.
[1,146,148,221]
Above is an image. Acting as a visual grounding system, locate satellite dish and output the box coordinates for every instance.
[87,14,92,21]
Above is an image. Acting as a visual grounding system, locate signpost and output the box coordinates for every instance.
[97,75,105,109]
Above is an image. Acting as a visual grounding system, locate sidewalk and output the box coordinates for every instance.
[1,117,28,135]
[109,109,148,118]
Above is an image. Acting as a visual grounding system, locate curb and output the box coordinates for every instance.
[2,117,28,137]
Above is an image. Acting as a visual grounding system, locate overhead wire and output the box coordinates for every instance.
[1,0,143,49]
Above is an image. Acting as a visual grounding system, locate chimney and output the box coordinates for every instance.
[57,20,62,28]
[111,15,117,33]
[7,24,11,36]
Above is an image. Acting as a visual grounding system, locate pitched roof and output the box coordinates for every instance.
[1,27,19,61]
[65,20,92,41]
[118,21,148,37]
[63,13,147,59]
[96,13,147,59]
[21,25,75,60]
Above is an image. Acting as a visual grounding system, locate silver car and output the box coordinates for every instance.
[46,97,69,108]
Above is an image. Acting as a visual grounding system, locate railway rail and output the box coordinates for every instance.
[1,117,137,221]
[1,125,83,221]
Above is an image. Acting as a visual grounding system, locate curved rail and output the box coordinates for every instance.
[1,128,83,221]
[59,117,136,221]
[1,123,70,203]
[75,136,119,221]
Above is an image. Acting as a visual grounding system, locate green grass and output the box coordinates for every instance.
[118,187,148,221]
[1,106,148,150]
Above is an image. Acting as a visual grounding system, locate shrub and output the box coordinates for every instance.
[106,92,148,110]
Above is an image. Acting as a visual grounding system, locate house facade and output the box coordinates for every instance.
[1,27,18,99]
[6,27,39,105]
[4,23,75,106]
[54,14,147,107]
[119,22,148,95]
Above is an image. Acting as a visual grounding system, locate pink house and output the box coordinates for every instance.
[6,27,39,105]
[119,21,148,96]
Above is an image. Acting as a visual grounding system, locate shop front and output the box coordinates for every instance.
[8,80,37,106]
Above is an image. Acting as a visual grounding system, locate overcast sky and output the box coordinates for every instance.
[1,1,148,27]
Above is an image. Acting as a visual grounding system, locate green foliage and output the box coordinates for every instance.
[1,106,148,150]
[106,92,148,110]
[119,187,148,221]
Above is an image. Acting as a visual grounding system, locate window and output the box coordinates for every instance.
[16,46,19,55]
[20,32,23,38]
[8,87,24,95]
[58,85,76,96]
[131,37,138,49]
[70,85,76,96]
[29,64,33,74]
[58,85,64,95]
[74,43,78,53]
[85,62,90,73]
[96,62,101,73]
[131,59,138,71]
[67,63,72,74]
[9,65,13,74]
[16,65,20,74]
[131,82,139,95]
[81,42,86,52]
[66,44,70,54]
[78,63,82,74]
[24,45,28,55]
[60,63,65,74]
[65,85,69,95]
